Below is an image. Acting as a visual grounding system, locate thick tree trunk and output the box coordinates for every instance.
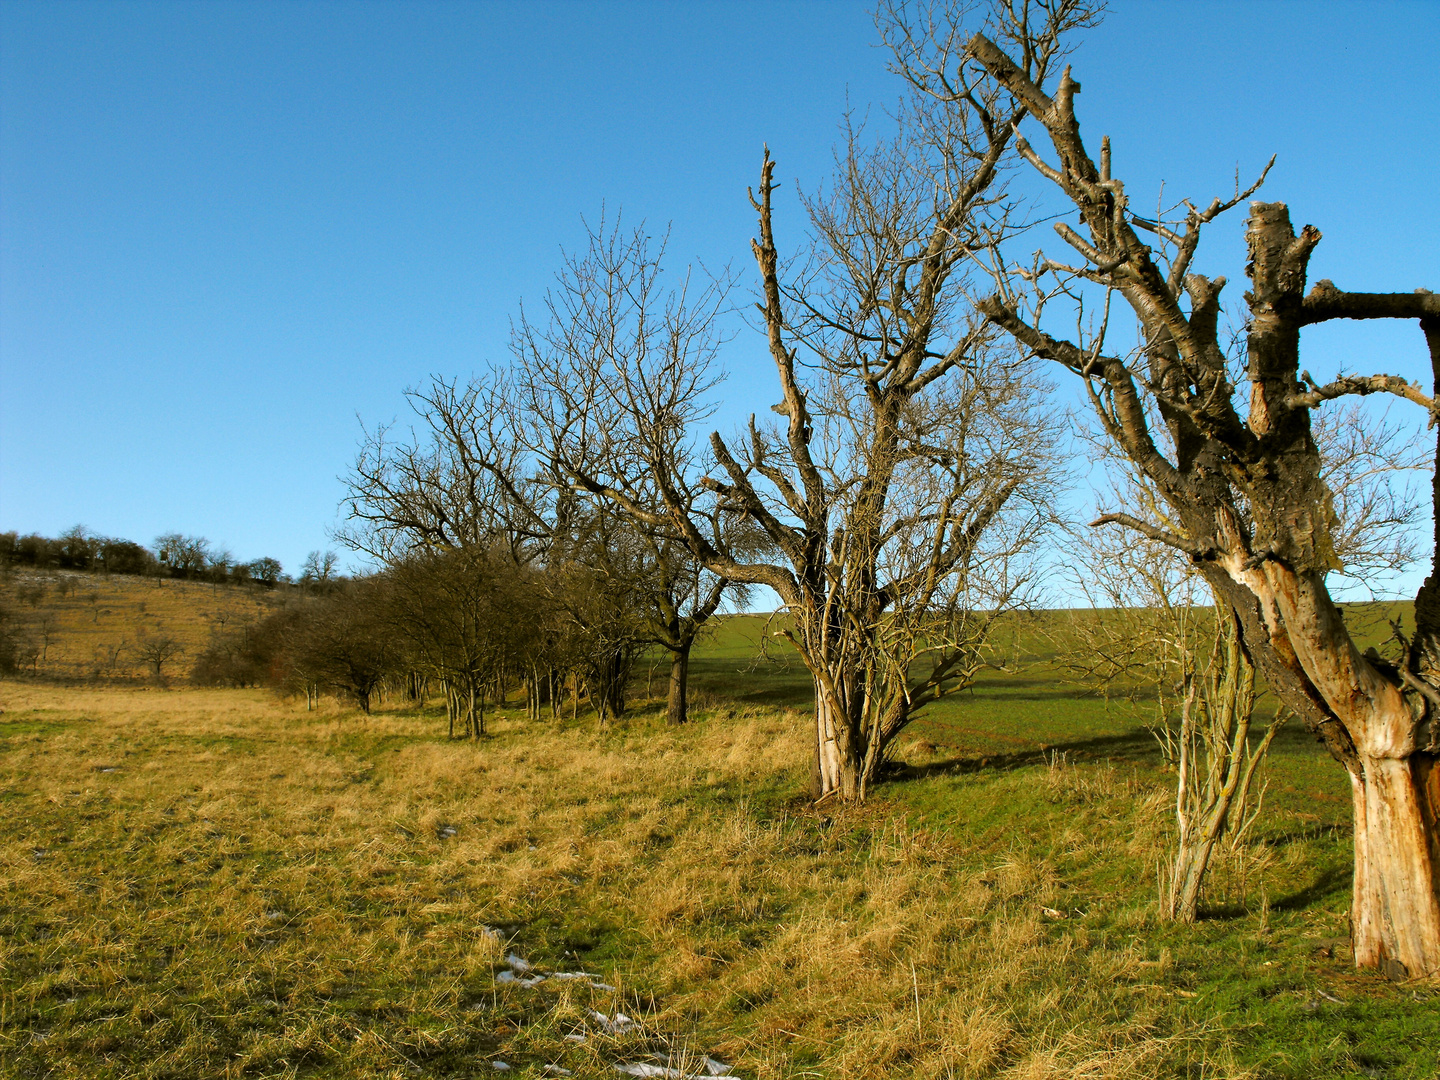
[813,674,883,801]
[813,683,856,800]
[1351,747,1440,979]
[1250,563,1440,975]
[666,641,692,725]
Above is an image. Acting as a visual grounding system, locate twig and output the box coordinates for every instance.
[911,962,922,1037]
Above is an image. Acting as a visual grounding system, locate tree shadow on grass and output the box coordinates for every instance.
[1197,866,1351,920]
[1264,822,1354,847]
[880,728,1162,785]
[1271,865,1352,911]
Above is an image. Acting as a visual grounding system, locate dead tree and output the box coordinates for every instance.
[920,6,1440,975]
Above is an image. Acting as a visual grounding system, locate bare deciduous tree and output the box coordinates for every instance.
[135,633,185,679]
[154,533,210,578]
[386,546,534,737]
[346,346,743,727]
[912,2,1440,974]
[526,105,1069,799]
[1059,383,1425,922]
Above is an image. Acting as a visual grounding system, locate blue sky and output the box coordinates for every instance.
[2,0,1437,591]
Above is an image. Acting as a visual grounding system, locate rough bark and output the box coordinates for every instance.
[666,640,692,726]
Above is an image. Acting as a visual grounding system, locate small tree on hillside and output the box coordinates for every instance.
[135,633,185,679]
[247,557,283,588]
[56,525,97,570]
[155,534,210,579]
[300,550,340,590]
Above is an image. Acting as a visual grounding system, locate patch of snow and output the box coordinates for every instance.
[590,1009,637,1034]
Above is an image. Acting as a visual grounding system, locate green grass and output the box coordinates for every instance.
[0,607,1436,1080]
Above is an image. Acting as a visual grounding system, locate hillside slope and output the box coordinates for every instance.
[0,570,279,681]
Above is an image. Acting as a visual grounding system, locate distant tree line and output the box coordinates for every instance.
[0,526,341,592]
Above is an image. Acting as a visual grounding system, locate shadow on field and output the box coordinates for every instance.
[1270,865,1352,911]
[883,728,1160,784]
[954,682,1100,702]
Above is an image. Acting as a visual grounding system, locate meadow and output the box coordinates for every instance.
[1,608,1436,1079]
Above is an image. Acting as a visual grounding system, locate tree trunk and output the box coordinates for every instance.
[666,641,692,725]
[1253,563,1440,975]
[812,674,873,801]
[1350,747,1440,979]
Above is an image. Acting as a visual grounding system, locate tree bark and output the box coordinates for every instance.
[666,640,692,725]
[813,678,858,800]
[1351,754,1440,978]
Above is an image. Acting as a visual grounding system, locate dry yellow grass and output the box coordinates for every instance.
[0,570,276,681]
[0,682,1432,1079]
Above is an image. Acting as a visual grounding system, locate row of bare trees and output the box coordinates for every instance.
[194,545,658,732]
[339,0,1437,975]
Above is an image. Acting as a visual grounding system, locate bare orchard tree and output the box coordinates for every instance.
[917,5,1440,974]
[135,632,185,680]
[386,545,534,738]
[280,580,401,714]
[523,124,1066,800]
[549,499,733,726]
[342,375,551,566]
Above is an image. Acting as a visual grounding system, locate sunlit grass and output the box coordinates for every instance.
[2,677,1435,1079]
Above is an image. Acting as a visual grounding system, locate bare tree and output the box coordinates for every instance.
[1057,492,1287,922]
[525,107,1068,800]
[385,545,535,737]
[280,581,400,714]
[918,4,1440,974]
[345,365,741,726]
[342,375,551,567]
[300,550,340,589]
[135,633,185,679]
[155,534,210,578]
[247,557,283,588]
[1059,389,1425,922]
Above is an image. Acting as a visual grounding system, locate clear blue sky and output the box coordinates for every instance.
[2,0,1437,587]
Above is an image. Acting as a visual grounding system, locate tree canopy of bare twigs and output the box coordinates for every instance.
[341,288,742,726]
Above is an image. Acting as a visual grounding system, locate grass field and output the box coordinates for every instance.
[1,604,1436,1079]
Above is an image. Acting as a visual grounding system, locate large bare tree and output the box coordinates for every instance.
[895,2,1440,975]
[524,79,1073,799]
